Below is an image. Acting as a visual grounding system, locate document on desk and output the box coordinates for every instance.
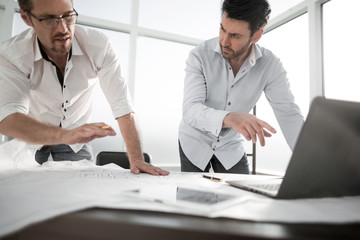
[0,160,360,238]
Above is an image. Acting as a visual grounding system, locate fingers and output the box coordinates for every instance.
[263,129,273,137]
[244,122,265,146]
[259,120,277,134]
[80,124,116,141]
[130,162,169,176]
[93,123,116,135]
[240,116,276,146]
[64,123,116,145]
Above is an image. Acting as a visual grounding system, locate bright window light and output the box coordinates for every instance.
[134,36,193,165]
[323,0,360,102]
[138,0,221,39]
[256,14,309,174]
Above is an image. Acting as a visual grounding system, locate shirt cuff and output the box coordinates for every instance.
[205,110,230,137]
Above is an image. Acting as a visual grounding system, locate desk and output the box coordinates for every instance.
[3,207,360,240]
[1,162,360,239]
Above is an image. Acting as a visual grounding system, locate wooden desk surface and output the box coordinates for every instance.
[3,207,360,240]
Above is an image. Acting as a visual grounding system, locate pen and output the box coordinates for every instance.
[202,175,222,182]
[101,125,111,130]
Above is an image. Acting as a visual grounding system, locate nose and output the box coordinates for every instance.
[54,18,68,32]
[221,34,230,47]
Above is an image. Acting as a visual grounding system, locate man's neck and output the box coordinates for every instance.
[228,47,252,76]
[49,54,68,74]
[38,40,70,75]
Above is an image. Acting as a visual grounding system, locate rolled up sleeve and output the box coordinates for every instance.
[0,55,30,122]
[97,41,134,119]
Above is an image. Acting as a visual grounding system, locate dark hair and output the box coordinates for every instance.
[18,0,73,12]
[18,0,33,11]
[222,0,271,36]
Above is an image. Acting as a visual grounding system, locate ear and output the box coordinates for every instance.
[252,29,264,43]
[20,9,33,27]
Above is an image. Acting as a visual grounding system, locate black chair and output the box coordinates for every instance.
[96,151,151,169]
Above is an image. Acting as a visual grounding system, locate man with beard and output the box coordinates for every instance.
[0,0,168,176]
[178,0,304,173]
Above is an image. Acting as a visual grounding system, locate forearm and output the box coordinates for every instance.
[222,112,235,128]
[0,113,66,145]
[117,113,144,163]
[0,112,117,146]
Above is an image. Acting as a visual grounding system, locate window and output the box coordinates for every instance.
[134,37,193,165]
[13,12,29,36]
[138,0,221,40]
[74,0,131,24]
[256,14,309,174]
[0,7,4,42]
[84,27,130,157]
[323,0,360,102]
[269,0,304,19]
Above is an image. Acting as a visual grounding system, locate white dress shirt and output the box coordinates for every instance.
[179,37,304,170]
[0,26,133,152]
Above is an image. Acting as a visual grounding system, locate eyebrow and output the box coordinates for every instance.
[220,23,243,37]
[37,9,75,18]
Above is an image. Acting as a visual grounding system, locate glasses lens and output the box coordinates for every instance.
[42,18,57,28]
[41,15,77,28]
[64,15,77,24]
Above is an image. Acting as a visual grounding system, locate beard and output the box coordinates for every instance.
[50,32,72,54]
[51,44,71,54]
[220,38,252,60]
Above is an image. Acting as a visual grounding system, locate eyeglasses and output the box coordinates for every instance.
[26,9,78,29]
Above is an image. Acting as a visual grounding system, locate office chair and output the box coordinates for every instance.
[96,151,151,169]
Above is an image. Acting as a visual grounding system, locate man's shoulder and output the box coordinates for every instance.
[256,44,278,58]
[0,28,36,69]
[255,43,281,65]
[191,37,219,59]
[195,37,218,51]
[0,28,35,54]
[74,26,110,49]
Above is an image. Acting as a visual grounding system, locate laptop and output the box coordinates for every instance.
[227,97,360,199]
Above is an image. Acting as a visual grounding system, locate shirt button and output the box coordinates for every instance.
[212,148,215,151]
[66,100,69,103]
[63,85,66,88]
[63,116,66,120]
[217,139,220,142]
[231,85,234,88]
[228,101,231,106]
[64,109,67,112]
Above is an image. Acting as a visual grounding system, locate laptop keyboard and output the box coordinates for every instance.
[249,183,280,192]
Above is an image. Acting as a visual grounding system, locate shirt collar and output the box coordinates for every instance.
[250,43,263,66]
[214,41,222,55]
[214,39,263,67]
[34,35,83,62]
[34,38,42,61]
[71,35,83,56]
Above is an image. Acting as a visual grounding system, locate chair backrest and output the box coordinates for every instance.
[96,151,151,169]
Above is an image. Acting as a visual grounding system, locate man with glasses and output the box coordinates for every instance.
[0,0,169,176]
